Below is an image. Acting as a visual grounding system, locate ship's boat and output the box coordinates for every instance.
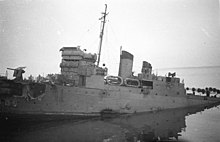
[124,78,140,87]
[106,76,123,86]
[0,4,220,120]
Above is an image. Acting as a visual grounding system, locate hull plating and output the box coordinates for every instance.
[1,84,220,117]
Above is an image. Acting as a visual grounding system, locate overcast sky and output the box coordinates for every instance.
[0,0,220,78]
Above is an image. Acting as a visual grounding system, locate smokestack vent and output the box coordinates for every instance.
[118,50,134,78]
[120,51,134,60]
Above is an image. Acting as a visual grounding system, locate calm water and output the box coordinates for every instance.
[1,67,220,142]
[179,105,220,142]
[1,104,220,142]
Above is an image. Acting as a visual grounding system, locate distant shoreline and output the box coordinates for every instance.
[156,65,220,71]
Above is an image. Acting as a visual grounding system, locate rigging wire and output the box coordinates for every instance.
[108,21,122,46]
[88,38,99,51]
[102,20,120,65]
[76,20,99,46]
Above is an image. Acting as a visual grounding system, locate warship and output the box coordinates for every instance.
[0,4,220,119]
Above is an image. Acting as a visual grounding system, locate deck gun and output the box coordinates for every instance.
[7,67,26,81]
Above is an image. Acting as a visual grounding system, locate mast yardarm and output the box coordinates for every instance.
[97,4,108,67]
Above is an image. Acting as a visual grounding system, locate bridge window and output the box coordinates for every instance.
[141,80,153,89]
[166,77,171,82]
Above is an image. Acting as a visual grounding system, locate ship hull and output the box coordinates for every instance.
[1,83,220,121]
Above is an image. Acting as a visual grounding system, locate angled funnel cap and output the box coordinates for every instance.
[121,50,133,60]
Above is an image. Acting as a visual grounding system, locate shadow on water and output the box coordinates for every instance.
[1,103,220,142]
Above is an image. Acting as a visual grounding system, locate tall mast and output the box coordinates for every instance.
[97,4,108,67]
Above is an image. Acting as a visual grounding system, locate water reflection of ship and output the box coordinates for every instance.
[110,105,217,142]
[106,103,219,141]
[2,103,219,142]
